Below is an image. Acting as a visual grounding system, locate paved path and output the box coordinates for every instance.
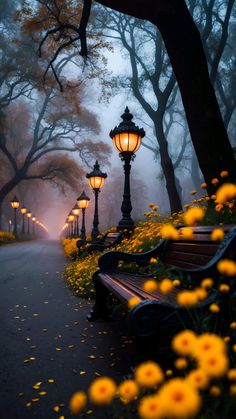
[0,241,135,419]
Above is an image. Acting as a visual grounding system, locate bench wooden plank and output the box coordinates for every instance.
[88,225,236,341]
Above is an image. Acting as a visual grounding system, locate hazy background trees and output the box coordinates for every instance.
[1,0,236,236]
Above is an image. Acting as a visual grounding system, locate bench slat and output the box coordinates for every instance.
[168,242,217,255]
[111,273,179,305]
[164,250,212,266]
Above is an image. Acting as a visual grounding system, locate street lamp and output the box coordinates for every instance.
[68,211,75,238]
[26,211,32,235]
[77,191,90,241]
[10,195,20,235]
[72,204,80,238]
[86,161,107,241]
[32,216,36,237]
[110,107,145,231]
[21,205,27,235]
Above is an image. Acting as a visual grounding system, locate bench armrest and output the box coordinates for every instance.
[98,239,166,271]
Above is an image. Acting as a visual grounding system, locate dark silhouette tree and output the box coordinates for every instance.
[26,0,236,194]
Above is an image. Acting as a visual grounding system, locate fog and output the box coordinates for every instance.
[1,1,235,238]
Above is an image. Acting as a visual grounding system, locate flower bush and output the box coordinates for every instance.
[0,231,15,244]
[65,177,236,418]
[69,331,236,418]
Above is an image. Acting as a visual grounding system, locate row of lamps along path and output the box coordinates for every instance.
[62,107,145,241]
[10,196,48,239]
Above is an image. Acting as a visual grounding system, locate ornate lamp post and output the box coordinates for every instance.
[21,205,27,235]
[32,215,36,237]
[110,107,145,231]
[86,161,107,241]
[68,211,75,238]
[26,211,32,235]
[77,191,90,241]
[10,195,20,235]
[72,204,80,238]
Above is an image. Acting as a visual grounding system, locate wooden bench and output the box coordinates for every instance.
[76,230,124,254]
[87,225,236,341]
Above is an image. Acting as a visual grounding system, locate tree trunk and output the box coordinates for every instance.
[0,174,25,222]
[152,3,236,194]
[96,0,236,194]
[155,121,182,213]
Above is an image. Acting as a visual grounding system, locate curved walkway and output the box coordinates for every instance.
[0,240,135,418]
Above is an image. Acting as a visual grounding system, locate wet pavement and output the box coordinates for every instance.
[0,240,135,419]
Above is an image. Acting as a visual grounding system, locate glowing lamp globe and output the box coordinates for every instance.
[21,206,27,214]
[86,161,107,190]
[27,211,32,218]
[10,195,20,209]
[68,212,75,222]
[32,216,36,222]
[110,107,145,154]
[77,191,90,209]
[72,204,80,217]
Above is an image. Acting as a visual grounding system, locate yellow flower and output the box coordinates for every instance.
[150,257,158,263]
[210,386,221,396]
[195,287,208,301]
[219,283,230,293]
[89,377,116,405]
[199,352,229,378]
[211,228,224,241]
[128,296,141,309]
[144,280,158,293]
[118,380,139,404]
[180,227,194,240]
[148,203,155,208]
[201,182,207,189]
[230,384,236,396]
[209,303,220,313]
[220,170,228,178]
[230,322,236,330]
[175,358,188,370]
[158,378,202,419]
[160,225,179,240]
[69,391,86,414]
[216,183,236,204]
[211,178,219,185]
[193,334,226,359]
[165,369,173,377]
[177,290,198,307]
[186,369,209,390]
[201,278,214,289]
[191,190,197,195]
[138,395,164,419]
[135,361,164,388]
[215,204,223,212]
[183,206,205,226]
[159,279,173,294]
[172,330,197,356]
[227,369,236,380]
[217,259,236,276]
[173,279,181,287]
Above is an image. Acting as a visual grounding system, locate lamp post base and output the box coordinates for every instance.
[117,219,135,232]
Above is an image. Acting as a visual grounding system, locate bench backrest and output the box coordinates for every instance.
[104,232,121,245]
[163,225,234,269]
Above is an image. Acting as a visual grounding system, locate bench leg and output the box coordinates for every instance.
[87,272,111,321]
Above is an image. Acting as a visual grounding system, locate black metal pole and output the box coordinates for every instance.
[22,214,25,235]
[117,153,135,231]
[32,222,35,237]
[76,215,79,237]
[13,208,17,235]
[80,208,86,241]
[27,218,30,235]
[91,189,100,241]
